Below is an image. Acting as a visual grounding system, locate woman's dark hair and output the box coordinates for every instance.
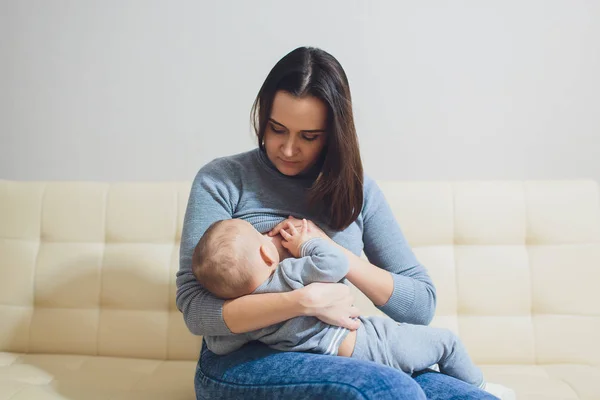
[251,46,363,230]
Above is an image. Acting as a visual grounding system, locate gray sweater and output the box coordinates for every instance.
[207,238,351,355]
[176,148,437,354]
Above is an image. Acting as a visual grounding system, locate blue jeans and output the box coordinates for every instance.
[195,340,497,399]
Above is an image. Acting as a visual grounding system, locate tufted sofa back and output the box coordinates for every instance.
[0,182,200,360]
[369,181,600,367]
[1,180,599,364]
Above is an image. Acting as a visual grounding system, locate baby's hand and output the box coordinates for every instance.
[280,219,313,258]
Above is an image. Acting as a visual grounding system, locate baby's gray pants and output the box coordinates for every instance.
[351,316,484,387]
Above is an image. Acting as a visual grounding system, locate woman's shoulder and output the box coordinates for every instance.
[362,174,381,197]
[195,148,259,180]
[200,148,258,170]
[360,174,387,216]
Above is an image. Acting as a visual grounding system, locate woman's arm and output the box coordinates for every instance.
[272,222,412,318]
[269,178,436,325]
[354,177,437,325]
[178,161,303,335]
[222,291,303,333]
[224,283,360,333]
[177,161,359,336]
[337,247,394,307]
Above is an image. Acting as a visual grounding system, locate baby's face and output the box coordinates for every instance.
[262,232,291,261]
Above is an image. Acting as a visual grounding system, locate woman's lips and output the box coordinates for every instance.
[279,158,300,165]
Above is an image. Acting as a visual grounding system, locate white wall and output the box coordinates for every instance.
[1,1,599,182]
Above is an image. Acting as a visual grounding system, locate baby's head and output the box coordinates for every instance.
[192,219,280,299]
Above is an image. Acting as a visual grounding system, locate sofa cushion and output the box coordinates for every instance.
[0,353,196,400]
[2,352,599,400]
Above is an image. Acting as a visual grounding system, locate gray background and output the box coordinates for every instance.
[1,1,598,182]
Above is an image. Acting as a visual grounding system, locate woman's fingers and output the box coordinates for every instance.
[299,283,361,330]
[345,316,361,331]
[315,305,362,331]
[340,307,362,330]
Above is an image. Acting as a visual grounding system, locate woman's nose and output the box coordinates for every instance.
[281,138,295,157]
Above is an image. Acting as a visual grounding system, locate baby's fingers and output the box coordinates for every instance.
[268,217,298,236]
[268,219,288,236]
[280,229,292,240]
[285,221,299,235]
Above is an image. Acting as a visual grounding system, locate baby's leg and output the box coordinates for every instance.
[353,317,484,387]
[417,326,484,387]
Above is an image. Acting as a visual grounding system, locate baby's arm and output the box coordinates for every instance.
[278,219,349,286]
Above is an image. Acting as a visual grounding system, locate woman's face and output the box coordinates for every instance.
[264,91,328,176]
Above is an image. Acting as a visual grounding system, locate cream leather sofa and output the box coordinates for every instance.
[1,180,599,400]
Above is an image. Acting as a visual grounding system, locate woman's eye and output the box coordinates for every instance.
[302,134,318,141]
[270,124,285,134]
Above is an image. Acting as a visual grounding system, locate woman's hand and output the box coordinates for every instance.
[269,216,330,242]
[297,282,361,330]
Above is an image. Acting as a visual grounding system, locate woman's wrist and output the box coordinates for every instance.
[288,287,311,317]
[335,243,361,276]
[341,250,394,307]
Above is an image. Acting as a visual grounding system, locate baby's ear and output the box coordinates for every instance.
[259,244,277,266]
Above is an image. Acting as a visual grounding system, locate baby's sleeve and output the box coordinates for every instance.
[277,238,349,287]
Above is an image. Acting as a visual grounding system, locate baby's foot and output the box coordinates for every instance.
[484,382,516,400]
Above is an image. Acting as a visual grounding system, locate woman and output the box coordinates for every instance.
[177,46,495,399]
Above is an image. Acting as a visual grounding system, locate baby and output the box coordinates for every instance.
[193,218,515,400]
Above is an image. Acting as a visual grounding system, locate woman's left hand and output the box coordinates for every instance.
[269,216,330,242]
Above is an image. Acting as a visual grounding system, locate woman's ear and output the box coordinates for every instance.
[259,244,277,266]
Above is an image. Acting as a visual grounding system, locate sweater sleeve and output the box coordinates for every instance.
[176,159,239,336]
[361,176,437,325]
